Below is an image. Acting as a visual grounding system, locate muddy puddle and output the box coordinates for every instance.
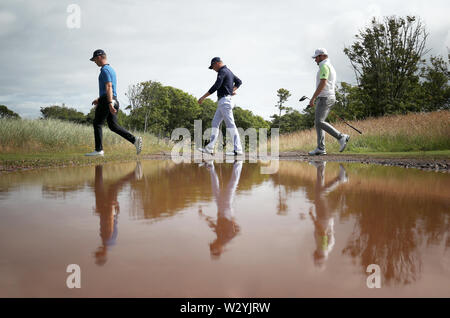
[0,160,449,297]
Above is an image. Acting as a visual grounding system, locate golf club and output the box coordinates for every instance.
[299,96,363,134]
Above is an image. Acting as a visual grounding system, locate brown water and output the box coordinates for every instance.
[0,160,449,297]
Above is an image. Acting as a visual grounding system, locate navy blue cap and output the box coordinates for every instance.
[90,49,106,61]
[208,57,221,69]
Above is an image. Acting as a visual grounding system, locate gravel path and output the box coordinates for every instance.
[145,151,449,173]
[1,152,448,173]
[276,152,449,172]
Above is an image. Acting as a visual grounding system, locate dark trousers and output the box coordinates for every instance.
[93,96,135,151]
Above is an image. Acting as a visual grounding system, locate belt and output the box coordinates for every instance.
[99,95,118,100]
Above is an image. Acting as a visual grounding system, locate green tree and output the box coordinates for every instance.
[40,104,86,123]
[166,86,202,134]
[271,110,304,133]
[344,16,429,116]
[274,88,292,117]
[0,105,20,119]
[419,55,450,111]
[334,82,369,120]
[233,106,270,131]
[126,81,169,134]
[127,81,204,137]
[272,88,293,132]
[271,109,315,134]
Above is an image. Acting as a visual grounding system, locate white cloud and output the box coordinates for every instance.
[0,0,449,120]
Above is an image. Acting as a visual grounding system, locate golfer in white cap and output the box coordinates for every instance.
[308,48,349,155]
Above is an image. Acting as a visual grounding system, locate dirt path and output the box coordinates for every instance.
[1,152,448,173]
[276,152,449,172]
[143,151,449,172]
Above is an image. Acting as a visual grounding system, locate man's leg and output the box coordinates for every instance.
[106,102,136,145]
[93,103,109,152]
[220,97,242,153]
[205,107,224,153]
[315,97,342,150]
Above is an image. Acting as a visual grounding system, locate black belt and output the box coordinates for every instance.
[99,95,118,100]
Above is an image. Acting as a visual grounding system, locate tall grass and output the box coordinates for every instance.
[273,110,450,153]
[0,118,170,154]
[1,111,448,156]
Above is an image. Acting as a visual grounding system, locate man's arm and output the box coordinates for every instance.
[198,91,211,104]
[308,79,327,107]
[105,82,117,114]
[199,70,225,104]
[232,74,242,95]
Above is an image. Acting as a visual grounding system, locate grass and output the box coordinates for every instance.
[272,110,450,155]
[1,111,449,170]
[0,118,171,170]
[339,150,450,158]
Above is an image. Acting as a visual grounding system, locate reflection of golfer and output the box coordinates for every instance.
[86,49,142,157]
[199,160,243,259]
[197,57,243,156]
[93,162,143,265]
[308,161,347,270]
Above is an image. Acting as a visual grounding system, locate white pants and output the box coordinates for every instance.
[205,96,243,153]
[210,160,243,220]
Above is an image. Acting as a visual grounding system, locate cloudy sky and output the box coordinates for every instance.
[0,0,449,120]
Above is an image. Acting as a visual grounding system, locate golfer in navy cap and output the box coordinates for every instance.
[86,49,142,156]
[198,57,243,156]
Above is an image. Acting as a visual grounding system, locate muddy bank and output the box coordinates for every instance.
[277,152,449,172]
[1,152,448,173]
[151,151,449,172]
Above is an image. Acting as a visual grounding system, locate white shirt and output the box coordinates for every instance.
[316,59,337,98]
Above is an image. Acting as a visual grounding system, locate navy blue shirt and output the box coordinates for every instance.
[208,65,242,99]
[98,64,117,97]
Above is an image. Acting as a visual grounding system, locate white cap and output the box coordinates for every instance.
[312,48,328,58]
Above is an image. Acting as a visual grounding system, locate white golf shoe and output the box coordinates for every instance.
[339,134,350,152]
[308,148,326,156]
[198,147,214,155]
[225,150,244,156]
[85,150,104,157]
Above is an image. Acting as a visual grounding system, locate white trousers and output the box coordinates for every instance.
[205,96,243,153]
[209,160,243,220]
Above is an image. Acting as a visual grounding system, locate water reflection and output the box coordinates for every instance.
[1,159,448,295]
[93,162,142,265]
[307,161,348,270]
[272,161,448,285]
[198,160,243,259]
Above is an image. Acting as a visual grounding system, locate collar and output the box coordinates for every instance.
[318,59,329,67]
